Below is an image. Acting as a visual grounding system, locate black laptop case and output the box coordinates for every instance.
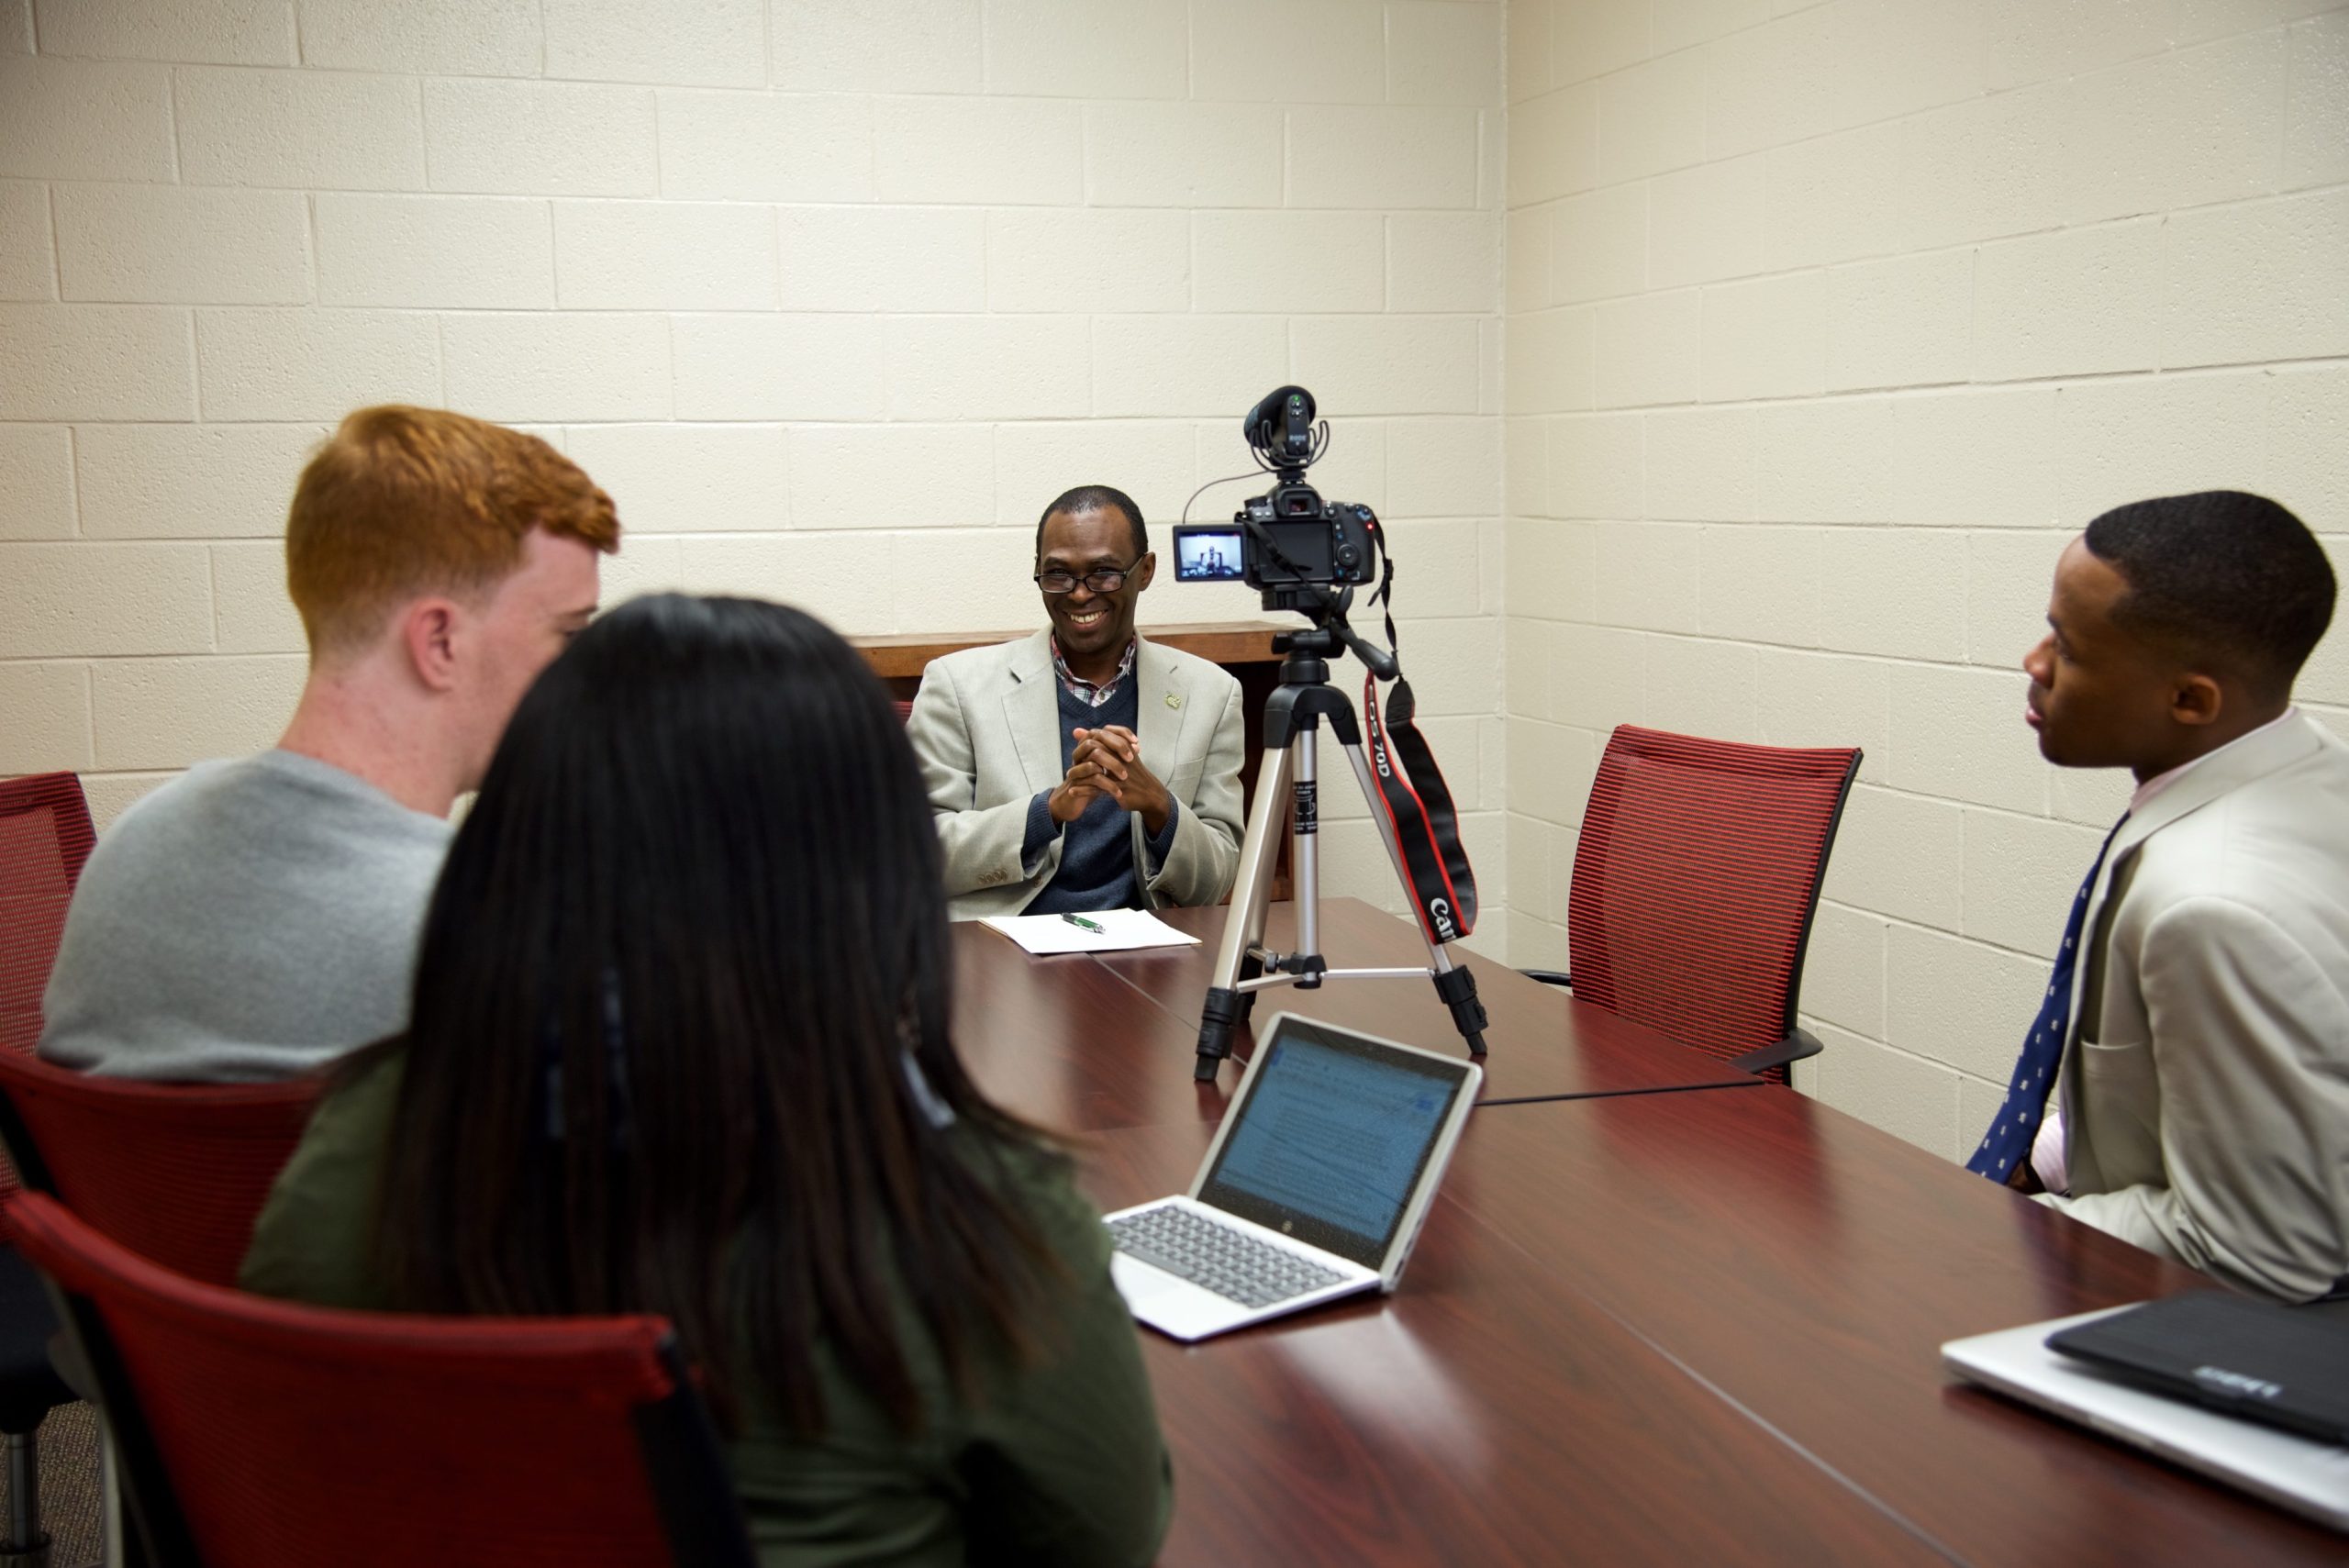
[2048,1292,2349,1445]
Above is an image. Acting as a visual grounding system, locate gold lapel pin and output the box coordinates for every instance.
[1164,692,1182,709]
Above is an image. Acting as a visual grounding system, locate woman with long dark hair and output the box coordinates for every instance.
[243,595,1172,1565]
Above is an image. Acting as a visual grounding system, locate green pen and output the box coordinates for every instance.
[1061,913,1108,934]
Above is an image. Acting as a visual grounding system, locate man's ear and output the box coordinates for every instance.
[400,597,462,694]
[1133,550,1156,592]
[2169,671,2224,728]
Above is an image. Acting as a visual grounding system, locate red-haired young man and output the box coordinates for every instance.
[41,407,619,1081]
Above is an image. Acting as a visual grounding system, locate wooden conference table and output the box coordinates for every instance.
[948,898,2343,1567]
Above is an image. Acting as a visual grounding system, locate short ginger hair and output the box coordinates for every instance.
[286,406,620,658]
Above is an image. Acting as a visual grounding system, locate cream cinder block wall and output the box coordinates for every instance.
[1503,0,2349,1156]
[0,0,1511,952]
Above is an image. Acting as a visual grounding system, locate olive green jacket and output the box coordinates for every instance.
[241,1054,1173,1567]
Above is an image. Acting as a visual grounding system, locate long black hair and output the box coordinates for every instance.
[365,594,1064,1437]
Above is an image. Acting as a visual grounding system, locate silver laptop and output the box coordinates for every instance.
[1103,1012,1481,1342]
[1943,1307,2349,1533]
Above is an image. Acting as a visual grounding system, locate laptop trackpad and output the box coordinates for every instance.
[1108,1252,1188,1312]
[1110,1253,1251,1341]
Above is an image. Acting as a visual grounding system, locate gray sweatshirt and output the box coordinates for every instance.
[39,750,452,1083]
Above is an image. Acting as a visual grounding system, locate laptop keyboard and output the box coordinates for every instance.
[1108,1205,1350,1309]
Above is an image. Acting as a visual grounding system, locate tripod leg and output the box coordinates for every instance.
[1198,742,1295,1081]
[1335,740,1489,1055]
[1430,958,1488,1057]
[1291,728,1320,981]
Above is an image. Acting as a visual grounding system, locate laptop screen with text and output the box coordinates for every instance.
[1197,1019,1473,1269]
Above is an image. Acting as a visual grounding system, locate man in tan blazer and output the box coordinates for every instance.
[1976,490,2347,1302]
[910,485,1245,920]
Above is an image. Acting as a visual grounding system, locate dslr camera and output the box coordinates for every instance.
[1172,386,1379,609]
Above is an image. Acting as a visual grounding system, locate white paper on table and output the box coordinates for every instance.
[979,908,1204,955]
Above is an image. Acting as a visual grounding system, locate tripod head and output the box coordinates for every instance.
[1268,584,1397,683]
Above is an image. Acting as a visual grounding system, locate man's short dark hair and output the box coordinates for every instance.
[1035,484,1148,562]
[2083,490,2335,696]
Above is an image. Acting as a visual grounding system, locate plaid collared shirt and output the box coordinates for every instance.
[1050,637,1137,708]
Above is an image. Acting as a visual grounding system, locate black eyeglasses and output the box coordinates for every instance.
[1033,554,1144,595]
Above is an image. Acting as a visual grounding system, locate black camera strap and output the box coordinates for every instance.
[1359,550,1478,945]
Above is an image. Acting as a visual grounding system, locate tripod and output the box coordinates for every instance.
[1193,611,1489,1082]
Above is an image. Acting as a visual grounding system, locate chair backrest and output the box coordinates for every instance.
[6,1192,756,1568]
[1566,726,1861,1084]
[0,773,96,1062]
[893,698,915,724]
[0,1051,321,1285]
[0,773,99,1218]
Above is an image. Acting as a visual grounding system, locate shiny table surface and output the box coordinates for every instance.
[951,919,1236,1133]
[952,898,1763,1132]
[1449,1086,2349,1566]
[1074,1118,1948,1568]
[947,900,2343,1563]
[1076,1106,2343,1567]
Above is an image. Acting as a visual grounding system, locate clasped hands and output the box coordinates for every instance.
[1048,725,1172,836]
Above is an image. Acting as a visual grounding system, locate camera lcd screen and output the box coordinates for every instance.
[1174,528,1246,582]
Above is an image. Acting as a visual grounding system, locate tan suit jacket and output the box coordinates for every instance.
[2041,711,2349,1301]
[909,630,1246,920]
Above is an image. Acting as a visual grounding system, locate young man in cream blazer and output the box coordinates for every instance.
[1985,491,2347,1302]
[909,485,1245,920]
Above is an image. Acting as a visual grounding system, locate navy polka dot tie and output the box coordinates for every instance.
[1967,814,2130,1183]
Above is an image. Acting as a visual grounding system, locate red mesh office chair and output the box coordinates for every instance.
[1526,726,1861,1084]
[893,699,916,724]
[0,1052,320,1287]
[0,773,97,1562]
[0,774,95,1073]
[7,1193,758,1568]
